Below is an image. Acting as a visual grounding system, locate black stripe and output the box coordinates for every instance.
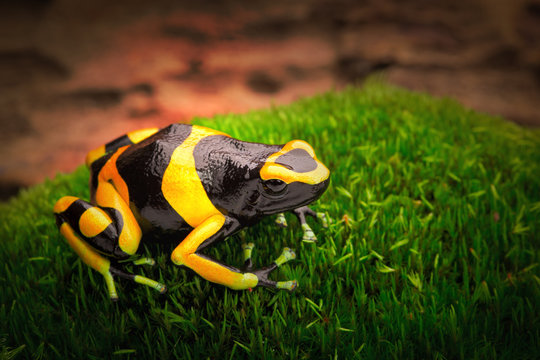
[116,123,192,233]
[105,134,133,153]
[62,199,93,223]
[90,151,114,193]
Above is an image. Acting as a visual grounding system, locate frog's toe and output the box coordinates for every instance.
[275,213,288,228]
[275,247,296,266]
[242,242,255,257]
[316,212,330,228]
[242,242,255,271]
[134,275,167,294]
[301,223,317,243]
[276,280,298,291]
[132,257,156,266]
[103,271,119,301]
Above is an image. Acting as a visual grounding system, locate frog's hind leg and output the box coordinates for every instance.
[54,196,121,300]
[54,196,166,300]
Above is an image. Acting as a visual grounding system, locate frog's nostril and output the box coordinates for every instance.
[312,177,330,196]
[322,177,330,190]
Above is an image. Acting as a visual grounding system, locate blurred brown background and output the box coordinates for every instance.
[1,0,539,200]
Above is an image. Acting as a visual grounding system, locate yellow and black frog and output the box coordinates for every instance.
[54,124,330,300]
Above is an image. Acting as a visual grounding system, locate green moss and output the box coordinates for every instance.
[1,81,539,359]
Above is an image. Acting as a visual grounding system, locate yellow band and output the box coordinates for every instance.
[260,140,329,184]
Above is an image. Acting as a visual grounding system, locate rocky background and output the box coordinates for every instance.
[1,0,539,199]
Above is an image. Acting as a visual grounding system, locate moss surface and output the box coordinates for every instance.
[1,81,539,359]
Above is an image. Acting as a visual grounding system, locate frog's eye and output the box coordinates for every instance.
[262,179,287,195]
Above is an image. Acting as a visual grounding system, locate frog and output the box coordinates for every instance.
[53,123,330,300]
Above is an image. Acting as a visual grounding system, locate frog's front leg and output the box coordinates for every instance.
[171,214,297,291]
[275,207,329,240]
[293,206,329,242]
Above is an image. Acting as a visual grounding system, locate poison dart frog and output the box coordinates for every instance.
[54,124,330,300]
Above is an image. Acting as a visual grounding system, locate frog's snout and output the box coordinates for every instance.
[312,173,330,198]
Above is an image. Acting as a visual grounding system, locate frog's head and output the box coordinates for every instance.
[255,140,330,214]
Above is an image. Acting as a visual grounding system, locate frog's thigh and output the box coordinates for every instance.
[171,214,258,290]
[94,180,142,255]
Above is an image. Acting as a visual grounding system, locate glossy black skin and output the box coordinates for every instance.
[91,124,330,241]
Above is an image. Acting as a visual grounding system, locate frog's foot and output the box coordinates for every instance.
[108,266,167,299]
[241,243,297,291]
[293,206,330,243]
